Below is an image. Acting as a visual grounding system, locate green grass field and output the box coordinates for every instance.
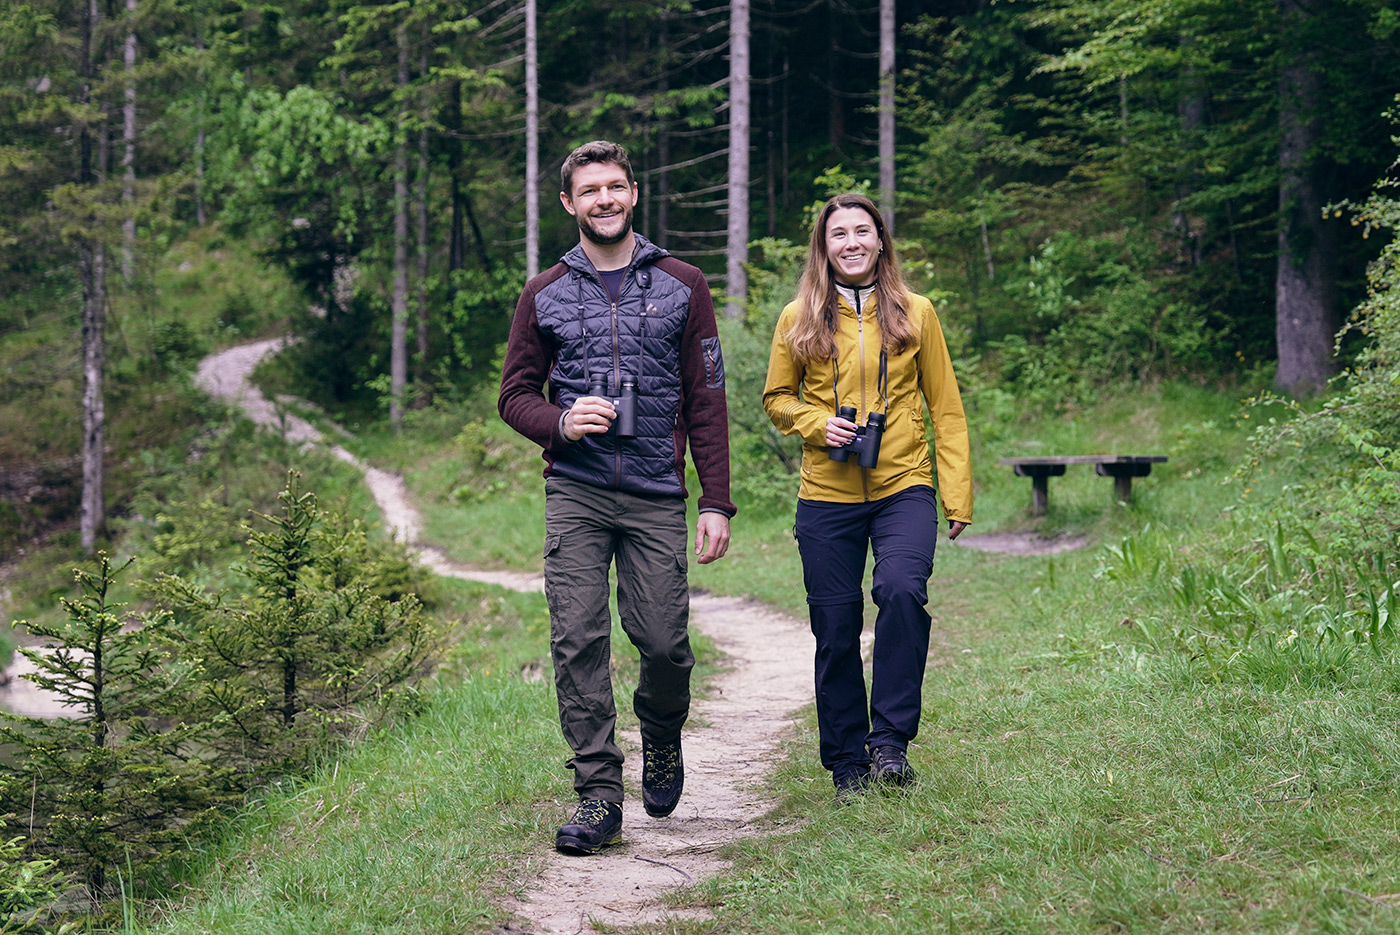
[122,371,1400,935]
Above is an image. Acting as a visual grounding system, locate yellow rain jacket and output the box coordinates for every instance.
[762,290,973,523]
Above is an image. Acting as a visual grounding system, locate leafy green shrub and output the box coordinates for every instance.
[148,321,208,374]
[217,290,255,335]
[984,232,1218,413]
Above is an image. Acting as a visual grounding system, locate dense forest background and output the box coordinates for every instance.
[6,0,1400,558]
[5,2,1400,927]
[4,0,1400,554]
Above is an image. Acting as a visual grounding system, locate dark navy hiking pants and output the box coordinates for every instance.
[795,485,939,779]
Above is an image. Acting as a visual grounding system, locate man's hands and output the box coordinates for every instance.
[562,394,616,442]
[948,520,968,540]
[563,396,731,564]
[695,512,730,564]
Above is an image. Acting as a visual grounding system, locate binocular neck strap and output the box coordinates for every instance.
[831,347,890,416]
[575,274,593,389]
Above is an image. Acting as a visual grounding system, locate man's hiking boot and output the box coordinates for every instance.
[833,769,871,805]
[642,738,685,818]
[869,744,917,787]
[555,799,622,855]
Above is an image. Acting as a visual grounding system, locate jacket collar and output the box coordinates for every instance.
[835,281,877,318]
[562,233,668,279]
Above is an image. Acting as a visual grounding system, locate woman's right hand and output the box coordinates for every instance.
[825,415,857,448]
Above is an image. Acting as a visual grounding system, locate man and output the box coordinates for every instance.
[498,140,734,856]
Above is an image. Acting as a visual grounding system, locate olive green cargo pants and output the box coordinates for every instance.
[543,476,694,804]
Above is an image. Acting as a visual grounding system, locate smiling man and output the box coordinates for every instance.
[498,140,735,855]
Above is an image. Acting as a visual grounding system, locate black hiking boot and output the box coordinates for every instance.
[641,737,685,818]
[869,744,917,787]
[833,768,871,805]
[555,799,623,855]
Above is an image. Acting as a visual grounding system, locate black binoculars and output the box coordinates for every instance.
[587,371,638,439]
[828,405,885,469]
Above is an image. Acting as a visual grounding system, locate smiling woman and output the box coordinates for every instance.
[824,206,882,286]
[762,191,973,802]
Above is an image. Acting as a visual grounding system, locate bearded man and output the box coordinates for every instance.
[498,140,734,855]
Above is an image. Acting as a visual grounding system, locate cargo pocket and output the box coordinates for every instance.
[668,551,691,632]
[542,534,567,631]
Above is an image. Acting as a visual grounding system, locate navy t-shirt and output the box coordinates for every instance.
[599,267,627,302]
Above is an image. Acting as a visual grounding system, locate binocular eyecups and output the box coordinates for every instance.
[587,371,638,439]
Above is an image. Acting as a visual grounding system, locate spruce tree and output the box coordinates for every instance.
[0,554,231,907]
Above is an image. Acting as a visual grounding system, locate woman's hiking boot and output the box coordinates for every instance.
[641,738,684,817]
[833,768,871,804]
[555,799,623,855]
[869,744,917,787]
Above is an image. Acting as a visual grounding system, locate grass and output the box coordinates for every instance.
[44,369,1398,934]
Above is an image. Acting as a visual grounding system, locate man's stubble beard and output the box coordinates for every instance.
[578,206,634,247]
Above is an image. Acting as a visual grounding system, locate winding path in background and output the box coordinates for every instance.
[195,340,815,933]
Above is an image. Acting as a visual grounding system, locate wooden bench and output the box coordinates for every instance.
[999,455,1168,516]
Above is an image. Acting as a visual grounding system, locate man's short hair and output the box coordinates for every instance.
[560,140,634,198]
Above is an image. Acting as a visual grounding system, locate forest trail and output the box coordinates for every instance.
[196,340,815,933]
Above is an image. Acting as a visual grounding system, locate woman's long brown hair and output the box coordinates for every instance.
[784,193,918,365]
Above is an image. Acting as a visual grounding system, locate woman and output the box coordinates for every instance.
[762,193,972,800]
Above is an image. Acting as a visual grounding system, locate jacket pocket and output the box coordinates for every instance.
[702,336,725,389]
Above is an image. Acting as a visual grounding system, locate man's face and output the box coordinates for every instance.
[561,162,637,247]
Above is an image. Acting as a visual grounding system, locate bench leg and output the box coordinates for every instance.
[1032,476,1049,516]
[1114,475,1132,503]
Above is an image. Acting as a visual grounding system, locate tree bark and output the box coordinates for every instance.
[447,80,464,282]
[656,11,670,248]
[1274,0,1340,397]
[878,0,895,233]
[80,0,107,555]
[826,0,844,154]
[525,0,539,279]
[725,0,750,317]
[390,25,409,431]
[415,39,430,397]
[194,34,206,227]
[121,0,136,287]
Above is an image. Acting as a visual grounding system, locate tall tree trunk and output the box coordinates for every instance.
[725,0,750,317]
[525,0,539,279]
[656,11,670,248]
[1172,39,1205,266]
[782,49,790,211]
[415,40,430,398]
[194,34,206,226]
[80,0,107,555]
[390,25,409,431]
[878,0,895,233]
[763,17,776,238]
[826,0,843,154]
[1274,0,1340,397]
[447,80,465,284]
[120,0,136,286]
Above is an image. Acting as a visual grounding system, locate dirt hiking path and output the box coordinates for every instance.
[196,340,816,933]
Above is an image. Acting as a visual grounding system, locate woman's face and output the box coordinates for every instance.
[824,206,881,287]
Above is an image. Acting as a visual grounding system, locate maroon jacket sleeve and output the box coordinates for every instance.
[498,277,568,453]
[664,258,736,517]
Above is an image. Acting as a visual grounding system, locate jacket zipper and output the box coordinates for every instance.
[610,286,623,488]
[856,296,870,501]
